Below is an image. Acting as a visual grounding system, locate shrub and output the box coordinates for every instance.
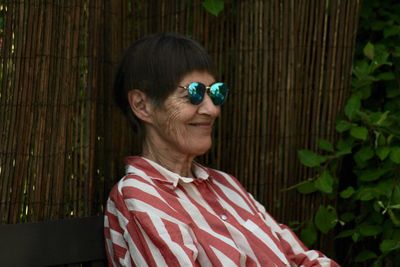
[294,0,400,265]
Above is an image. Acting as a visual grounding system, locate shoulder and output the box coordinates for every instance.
[206,166,247,193]
[108,158,160,204]
[112,156,165,194]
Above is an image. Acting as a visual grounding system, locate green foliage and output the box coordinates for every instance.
[300,221,318,247]
[202,0,224,17]
[293,0,400,265]
[315,205,338,234]
[298,150,327,168]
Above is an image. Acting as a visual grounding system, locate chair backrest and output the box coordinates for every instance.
[0,216,107,267]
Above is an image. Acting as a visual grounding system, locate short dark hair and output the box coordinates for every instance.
[114,32,216,132]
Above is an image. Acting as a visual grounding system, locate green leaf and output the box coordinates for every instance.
[376,147,391,161]
[389,147,400,164]
[314,205,337,234]
[371,21,385,31]
[359,224,382,236]
[377,133,386,146]
[336,138,353,155]
[353,60,371,80]
[300,222,317,247]
[391,185,400,205]
[383,25,400,38]
[357,188,376,201]
[344,94,361,119]
[298,150,327,168]
[336,120,353,132]
[376,72,395,80]
[340,187,355,199]
[340,212,355,222]
[390,204,400,210]
[336,229,354,239]
[377,179,395,197]
[373,111,389,126]
[386,87,400,98]
[380,239,400,253]
[202,0,224,16]
[317,139,334,152]
[359,85,372,99]
[350,126,368,141]
[374,45,391,66]
[357,168,390,182]
[297,181,317,194]
[352,77,373,90]
[354,147,374,166]
[388,209,400,226]
[363,42,375,60]
[394,46,400,58]
[315,170,334,194]
[352,232,360,242]
[354,250,377,262]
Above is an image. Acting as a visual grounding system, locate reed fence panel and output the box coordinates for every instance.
[0,0,361,255]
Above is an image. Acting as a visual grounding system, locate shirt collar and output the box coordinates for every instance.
[124,156,210,188]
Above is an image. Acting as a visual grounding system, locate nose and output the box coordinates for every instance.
[198,94,221,117]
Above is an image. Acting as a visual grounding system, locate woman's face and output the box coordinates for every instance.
[147,70,221,157]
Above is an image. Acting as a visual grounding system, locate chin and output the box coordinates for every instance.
[186,142,212,156]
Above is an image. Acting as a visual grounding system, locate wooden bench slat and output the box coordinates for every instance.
[0,216,107,267]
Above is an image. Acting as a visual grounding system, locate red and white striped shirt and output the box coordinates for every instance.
[104,156,339,267]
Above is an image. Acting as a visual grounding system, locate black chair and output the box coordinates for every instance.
[0,216,107,267]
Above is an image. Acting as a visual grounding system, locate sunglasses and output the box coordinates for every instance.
[178,82,229,105]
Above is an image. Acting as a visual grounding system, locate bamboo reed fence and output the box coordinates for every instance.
[0,0,361,254]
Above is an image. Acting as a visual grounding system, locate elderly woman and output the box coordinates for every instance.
[104,33,339,267]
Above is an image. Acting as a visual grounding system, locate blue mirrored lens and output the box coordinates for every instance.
[187,82,205,104]
[209,82,228,105]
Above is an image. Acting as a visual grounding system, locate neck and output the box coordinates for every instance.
[141,137,195,177]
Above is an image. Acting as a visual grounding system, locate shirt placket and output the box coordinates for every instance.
[195,179,229,222]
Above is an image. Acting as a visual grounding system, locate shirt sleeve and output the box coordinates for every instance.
[104,182,199,267]
[250,196,340,267]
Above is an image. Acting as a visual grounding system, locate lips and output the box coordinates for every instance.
[189,121,213,131]
[188,121,214,128]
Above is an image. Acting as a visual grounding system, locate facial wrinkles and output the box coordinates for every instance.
[164,99,188,149]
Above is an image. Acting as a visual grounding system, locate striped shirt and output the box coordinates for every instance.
[104,156,339,267]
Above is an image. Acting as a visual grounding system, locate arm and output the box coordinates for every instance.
[104,181,199,267]
[251,196,340,267]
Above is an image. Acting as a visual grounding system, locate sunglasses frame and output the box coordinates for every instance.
[178,82,228,105]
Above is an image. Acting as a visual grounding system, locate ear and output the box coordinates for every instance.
[127,89,154,123]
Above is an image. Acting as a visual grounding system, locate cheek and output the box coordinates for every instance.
[164,104,187,139]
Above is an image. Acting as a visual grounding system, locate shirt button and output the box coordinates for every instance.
[220,214,228,221]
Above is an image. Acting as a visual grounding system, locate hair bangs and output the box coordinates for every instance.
[149,35,215,102]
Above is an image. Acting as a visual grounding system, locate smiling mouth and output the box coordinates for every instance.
[189,122,213,127]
